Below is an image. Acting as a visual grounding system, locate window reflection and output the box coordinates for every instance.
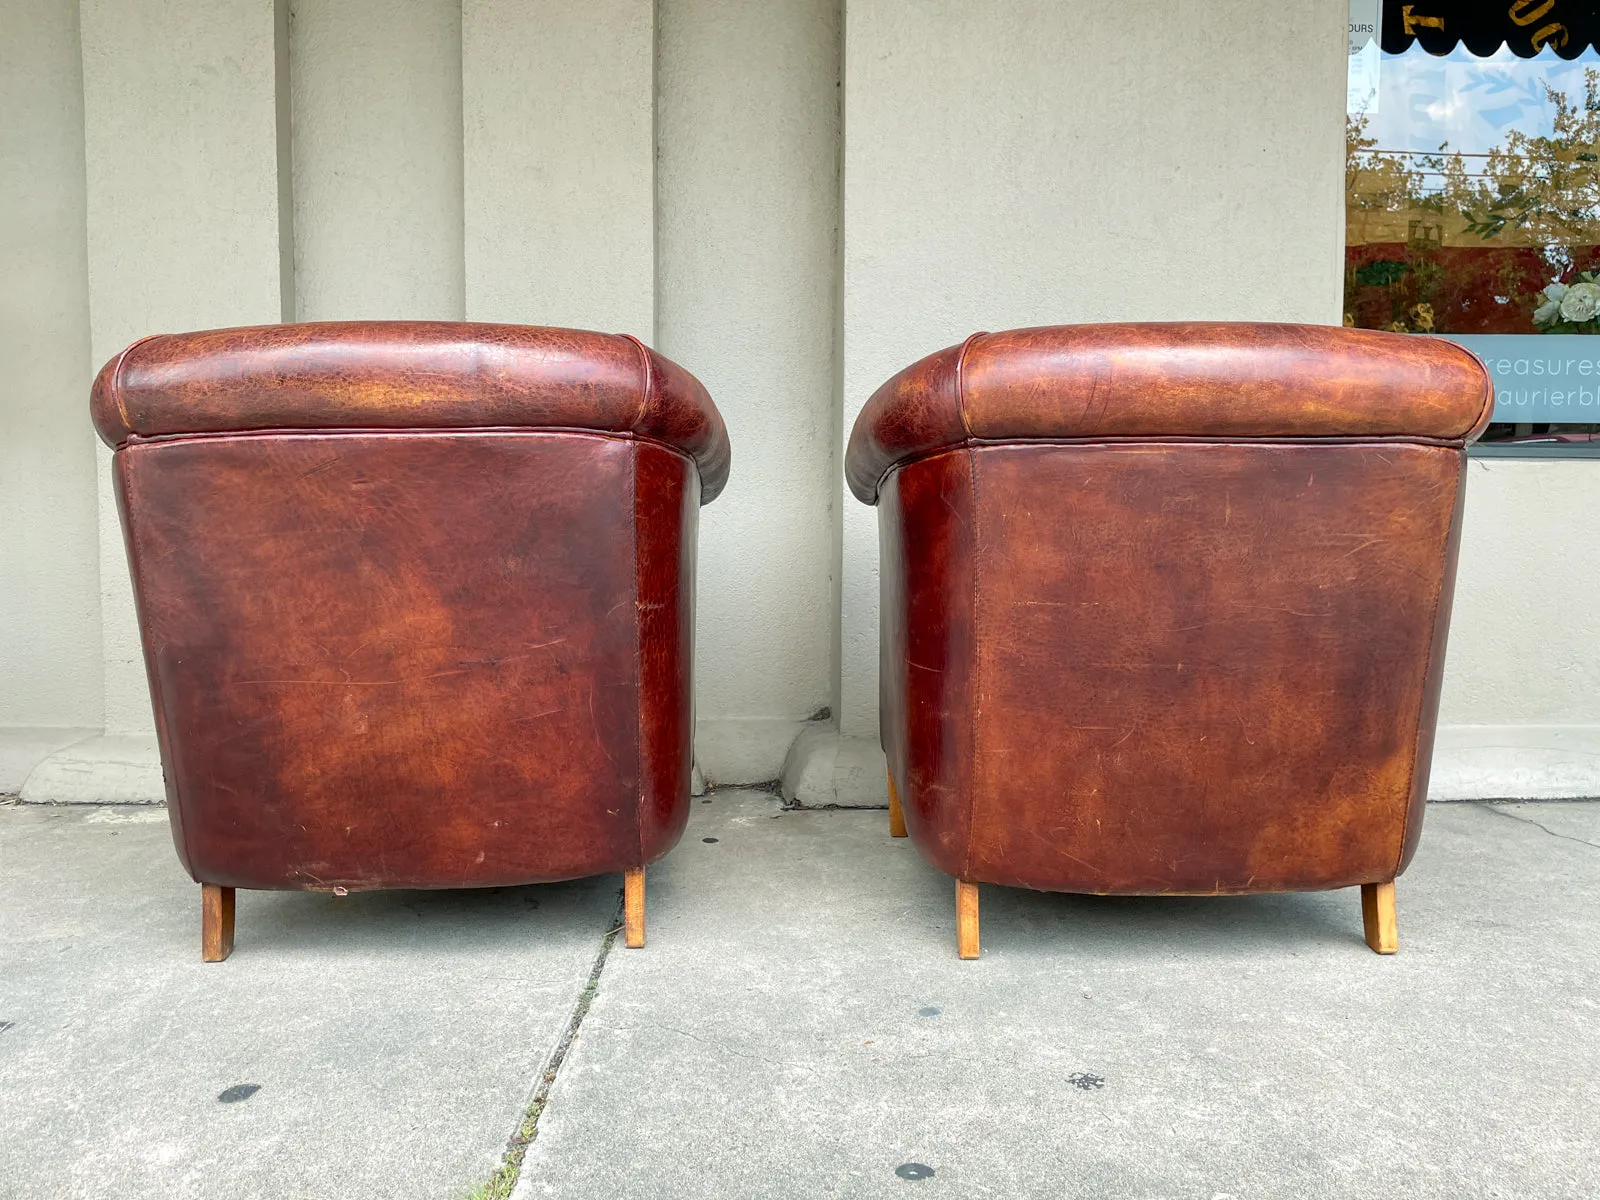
[1347,41,1600,437]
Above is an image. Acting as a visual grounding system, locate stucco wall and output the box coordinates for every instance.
[657,0,842,779]
[4,0,1599,802]
[837,0,1350,737]
[290,0,464,321]
[80,0,291,737]
[1443,460,1600,725]
[462,0,654,334]
[0,0,100,728]
[1424,457,1600,799]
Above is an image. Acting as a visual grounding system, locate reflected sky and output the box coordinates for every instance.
[1352,43,1600,161]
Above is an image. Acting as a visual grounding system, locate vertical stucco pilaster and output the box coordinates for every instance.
[656,0,842,778]
[837,0,1347,739]
[80,0,293,735]
[0,0,100,730]
[461,0,655,337]
[290,0,465,321]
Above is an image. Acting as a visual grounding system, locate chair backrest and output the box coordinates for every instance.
[94,322,729,891]
[851,323,1492,894]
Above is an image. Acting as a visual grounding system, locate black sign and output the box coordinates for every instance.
[1383,0,1599,58]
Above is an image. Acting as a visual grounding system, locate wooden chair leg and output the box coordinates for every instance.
[956,879,980,959]
[887,766,908,838]
[1361,881,1397,954]
[624,866,646,949]
[202,884,235,963]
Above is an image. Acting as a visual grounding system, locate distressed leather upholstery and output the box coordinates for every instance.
[94,321,728,895]
[849,323,1491,900]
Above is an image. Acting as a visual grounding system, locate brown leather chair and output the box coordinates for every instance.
[847,323,1492,959]
[92,322,729,960]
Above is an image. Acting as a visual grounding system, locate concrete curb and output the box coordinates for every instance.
[779,726,887,807]
[692,717,806,788]
[20,734,164,804]
[0,728,97,794]
[1428,724,1600,800]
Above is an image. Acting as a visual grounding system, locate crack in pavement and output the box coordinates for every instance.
[470,892,624,1200]
[1475,802,1600,851]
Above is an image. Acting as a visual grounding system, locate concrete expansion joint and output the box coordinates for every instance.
[706,779,782,798]
[781,799,889,813]
[480,892,624,1200]
[1475,801,1600,851]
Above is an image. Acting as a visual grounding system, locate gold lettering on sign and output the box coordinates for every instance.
[1509,0,1556,26]
[1401,5,1446,35]
[1531,20,1570,48]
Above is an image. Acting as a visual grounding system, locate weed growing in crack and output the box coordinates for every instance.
[461,896,622,1200]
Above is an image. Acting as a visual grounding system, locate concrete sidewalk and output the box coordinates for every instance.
[2,792,1597,1199]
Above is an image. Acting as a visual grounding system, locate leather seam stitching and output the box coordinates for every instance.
[960,446,980,887]
[118,453,193,876]
[866,432,1466,501]
[953,332,984,446]
[1437,337,1496,436]
[111,347,133,436]
[1474,370,1495,433]
[956,333,984,885]
[630,444,646,871]
[1394,460,1456,881]
[621,333,653,433]
[962,433,1467,448]
[110,334,162,442]
[123,426,698,467]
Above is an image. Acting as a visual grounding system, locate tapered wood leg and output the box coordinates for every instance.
[887,767,907,838]
[202,884,235,963]
[1361,881,1397,954]
[956,879,980,960]
[624,866,645,949]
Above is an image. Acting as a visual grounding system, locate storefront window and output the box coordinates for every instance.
[1347,1,1600,444]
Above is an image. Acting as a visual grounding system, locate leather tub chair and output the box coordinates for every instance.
[846,323,1492,959]
[92,322,729,960]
